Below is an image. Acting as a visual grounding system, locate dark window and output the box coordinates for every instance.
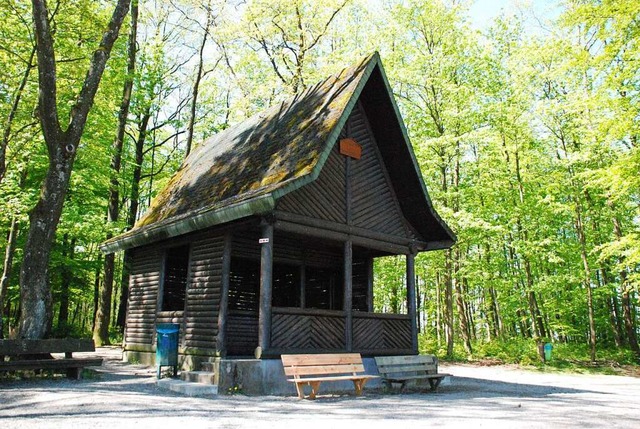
[272,263,300,308]
[305,266,342,310]
[352,258,369,312]
[229,258,260,312]
[161,245,190,311]
[230,258,302,310]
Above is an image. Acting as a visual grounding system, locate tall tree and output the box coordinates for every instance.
[94,0,139,346]
[19,0,130,339]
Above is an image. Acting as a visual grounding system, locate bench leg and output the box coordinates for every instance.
[294,382,305,399]
[66,367,81,380]
[352,379,368,396]
[308,381,321,400]
[428,377,443,391]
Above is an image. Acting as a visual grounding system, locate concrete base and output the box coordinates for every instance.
[157,378,219,396]
[217,357,385,396]
[125,351,450,396]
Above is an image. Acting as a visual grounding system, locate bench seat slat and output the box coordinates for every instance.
[377,363,438,373]
[288,374,378,383]
[383,374,450,382]
[375,355,437,365]
[281,353,362,366]
[0,339,96,355]
[0,358,103,371]
[284,363,365,376]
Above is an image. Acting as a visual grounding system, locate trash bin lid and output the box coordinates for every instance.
[544,343,552,350]
[156,323,179,334]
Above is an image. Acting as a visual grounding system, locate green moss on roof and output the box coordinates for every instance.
[108,53,376,247]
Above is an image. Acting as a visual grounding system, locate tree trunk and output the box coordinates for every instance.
[0,218,19,339]
[93,252,114,345]
[92,256,101,331]
[115,249,131,330]
[435,270,441,346]
[444,250,454,357]
[19,0,130,339]
[454,252,472,355]
[608,294,623,348]
[1,46,36,184]
[185,0,212,156]
[609,210,640,356]
[94,0,138,346]
[574,201,597,362]
[57,234,75,335]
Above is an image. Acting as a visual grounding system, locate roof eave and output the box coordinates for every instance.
[100,194,276,254]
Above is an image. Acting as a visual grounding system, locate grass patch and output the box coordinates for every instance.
[419,335,640,377]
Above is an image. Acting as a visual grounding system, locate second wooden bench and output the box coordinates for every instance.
[0,338,103,380]
[375,354,451,391]
[281,353,378,399]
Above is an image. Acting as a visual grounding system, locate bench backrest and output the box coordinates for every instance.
[375,354,438,376]
[0,339,96,356]
[281,353,366,379]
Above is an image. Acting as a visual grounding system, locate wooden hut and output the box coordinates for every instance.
[101,52,455,370]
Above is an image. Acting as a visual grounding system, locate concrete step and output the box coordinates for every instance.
[180,370,216,385]
[200,361,215,372]
[157,378,218,396]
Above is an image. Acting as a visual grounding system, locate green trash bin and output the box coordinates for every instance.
[543,343,553,361]
[156,323,179,379]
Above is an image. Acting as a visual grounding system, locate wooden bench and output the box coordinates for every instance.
[375,354,451,391]
[281,353,379,399]
[0,338,103,380]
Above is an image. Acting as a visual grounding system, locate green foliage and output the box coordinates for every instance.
[0,0,637,366]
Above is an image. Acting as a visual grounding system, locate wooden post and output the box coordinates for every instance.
[344,240,353,351]
[407,252,418,354]
[216,232,232,357]
[258,220,274,356]
[366,257,374,313]
[299,263,306,309]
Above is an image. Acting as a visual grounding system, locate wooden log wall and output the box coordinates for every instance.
[124,247,162,351]
[227,310,259,356]
[125,230,226,357]
[181,232,225,355]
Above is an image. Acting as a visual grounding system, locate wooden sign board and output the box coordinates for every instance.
[340,138,362,160]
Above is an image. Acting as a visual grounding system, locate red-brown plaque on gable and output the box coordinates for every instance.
[339,138,362,159]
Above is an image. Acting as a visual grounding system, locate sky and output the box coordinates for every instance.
[468,0,563,31]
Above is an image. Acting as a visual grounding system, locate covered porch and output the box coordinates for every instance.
[221,216,419,358]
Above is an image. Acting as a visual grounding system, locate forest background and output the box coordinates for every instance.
[1,0,638,367]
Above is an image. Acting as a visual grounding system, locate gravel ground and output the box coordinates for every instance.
[1,347,639,429]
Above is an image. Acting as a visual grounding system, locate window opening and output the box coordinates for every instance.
[161,245,190,311]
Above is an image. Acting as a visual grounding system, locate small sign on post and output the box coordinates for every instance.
[259,238,270,244]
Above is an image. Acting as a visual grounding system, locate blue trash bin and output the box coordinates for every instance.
[543,343,553,362]
[156,323,179,378]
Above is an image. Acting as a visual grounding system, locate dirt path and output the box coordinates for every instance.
[1,347,639,428]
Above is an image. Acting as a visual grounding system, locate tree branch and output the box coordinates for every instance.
[66,0,131,144]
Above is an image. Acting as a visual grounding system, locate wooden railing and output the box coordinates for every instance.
[353,311,412,355]
[270,307,412,356]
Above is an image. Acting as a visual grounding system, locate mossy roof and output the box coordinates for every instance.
[101,53,455,253]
